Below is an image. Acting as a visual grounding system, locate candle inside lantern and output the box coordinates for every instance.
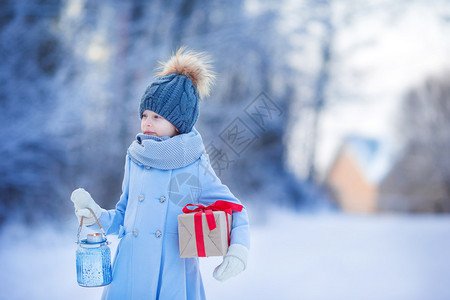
[87,233,104,243]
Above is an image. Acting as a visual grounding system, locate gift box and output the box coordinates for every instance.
[178,201,243,258]
[178,211,231,258]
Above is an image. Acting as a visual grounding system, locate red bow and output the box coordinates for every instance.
[182,201,243,257]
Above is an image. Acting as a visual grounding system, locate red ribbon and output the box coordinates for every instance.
[182,200,244,257]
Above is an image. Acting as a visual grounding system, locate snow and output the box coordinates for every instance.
[1,210,450,300]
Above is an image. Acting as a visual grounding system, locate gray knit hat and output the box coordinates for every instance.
[139,48,215,134]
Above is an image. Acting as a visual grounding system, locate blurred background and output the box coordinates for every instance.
[1,0,450,299]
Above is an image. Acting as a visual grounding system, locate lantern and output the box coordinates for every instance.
[76,208,112,287]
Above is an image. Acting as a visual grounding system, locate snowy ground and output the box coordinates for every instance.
[1,210,450,300]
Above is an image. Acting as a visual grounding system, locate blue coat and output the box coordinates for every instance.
[95,129,250,300]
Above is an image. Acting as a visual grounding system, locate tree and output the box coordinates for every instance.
[0,0,67,224]
[394,70,450,211]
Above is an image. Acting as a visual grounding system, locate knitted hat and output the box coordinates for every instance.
[139,47,215,134]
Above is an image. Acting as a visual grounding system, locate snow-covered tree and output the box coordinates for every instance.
[393,70,450,211]
[0,0,68,224]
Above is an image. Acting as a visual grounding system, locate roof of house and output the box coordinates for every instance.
[336,135,394,185]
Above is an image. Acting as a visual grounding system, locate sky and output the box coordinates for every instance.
[316,0,450,178]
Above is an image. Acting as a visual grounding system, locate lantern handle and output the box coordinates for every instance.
[77,207,107,244]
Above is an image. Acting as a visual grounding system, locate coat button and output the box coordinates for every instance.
[159,196,166,203]
[133,230,138,237]
[155,230,162,238]
[145,166,150,170]
[138,195,144,202]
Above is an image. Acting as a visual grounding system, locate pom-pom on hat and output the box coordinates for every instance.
[139,47,215,134]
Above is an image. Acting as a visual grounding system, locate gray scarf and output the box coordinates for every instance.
[127,128,205,170]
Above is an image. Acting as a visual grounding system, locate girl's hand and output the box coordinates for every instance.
[70,188,105,226]
[213,244,248,281]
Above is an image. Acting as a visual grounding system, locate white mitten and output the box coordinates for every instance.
[70,188,105,226]
[213,244,248,282]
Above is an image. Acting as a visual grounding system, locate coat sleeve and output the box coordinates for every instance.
[197,154,250,249]
[95,155,131,235]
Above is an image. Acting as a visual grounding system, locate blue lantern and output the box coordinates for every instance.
[76,208,112,287]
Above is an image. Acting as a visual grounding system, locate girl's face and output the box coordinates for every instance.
[141,110,179,138]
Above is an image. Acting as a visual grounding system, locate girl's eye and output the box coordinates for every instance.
[154,115,161,119]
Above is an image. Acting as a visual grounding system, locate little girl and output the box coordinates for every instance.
[70,48,250,300]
